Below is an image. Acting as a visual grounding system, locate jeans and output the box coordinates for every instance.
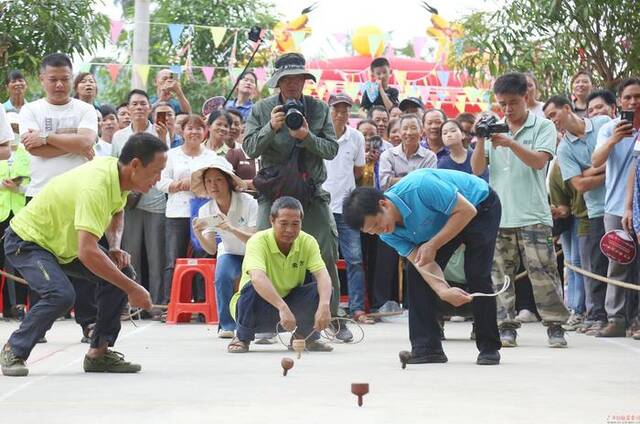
[122,208,166,305]
[334,213,365,313]
[164,217,191,305]
[4,228,129,359]
[235,282,320,342]
[409,190,502,355]
[559,217,585,314]
[215,254,243,331]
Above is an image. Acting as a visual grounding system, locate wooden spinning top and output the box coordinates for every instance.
[351,383,369,407]
[281,357,294,376]
[399,350,412,369]
[292,339,305,359]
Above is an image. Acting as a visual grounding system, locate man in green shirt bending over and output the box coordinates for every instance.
[1,133,168,377]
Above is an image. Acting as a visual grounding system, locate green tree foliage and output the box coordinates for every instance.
[0,0,109,99]
[451,0,640,97]
[100,0,278,112]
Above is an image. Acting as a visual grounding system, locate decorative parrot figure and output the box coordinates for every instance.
[273,3,318,53]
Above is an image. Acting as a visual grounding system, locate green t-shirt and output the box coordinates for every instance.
[485,112,556,228]
[230,229,326,319]
[10,157,128,264]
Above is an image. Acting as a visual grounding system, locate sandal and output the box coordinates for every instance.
[353,311,376,325]
[227,337,250,353]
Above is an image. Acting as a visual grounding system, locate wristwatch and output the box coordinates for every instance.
[39,133,48,145]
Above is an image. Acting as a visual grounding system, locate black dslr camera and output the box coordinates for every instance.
[475,115,509,138]
[283,99,305,130]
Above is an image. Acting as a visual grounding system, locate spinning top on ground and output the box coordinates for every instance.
[281,357,294,376]
[351,383,369,407]
[399,350,411,369]
[292,339,305,359]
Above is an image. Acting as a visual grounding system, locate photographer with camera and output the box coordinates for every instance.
[471,72,570,349]
[243,53,347,338]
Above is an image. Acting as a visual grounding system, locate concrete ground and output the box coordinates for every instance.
[0,315,638,424]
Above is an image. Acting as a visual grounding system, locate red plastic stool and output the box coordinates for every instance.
[166,258,219,324]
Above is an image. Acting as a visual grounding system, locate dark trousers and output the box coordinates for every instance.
[408,190,502,355]
[163,217,191,305]
[4,228,129,359]
[235,282,320,342]
[371,239,400,310]
[578,217,608,322]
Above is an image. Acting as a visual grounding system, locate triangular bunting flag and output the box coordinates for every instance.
[434,101,442,109]
[106,63,122,83]
[254,67,267,83]
[210,26,227,47]
[344,82,360,99]
[291,31,306,51]
[170,65,182,75]
[411,36,428,58]
[418,86,430,100]
[201,67,215,84]
[110,20,125,44]
[168,24,185,46]
[135,64,150,86]
[229,67,243,82]
[437,70,450,87]
[79,63,91,73]
[393,70,407,88]
[464,87,477,102]
[437,90,447,101]
[367,34,383,57]
[315,84,327,101]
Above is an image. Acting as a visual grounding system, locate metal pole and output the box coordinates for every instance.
[131,0,150,90]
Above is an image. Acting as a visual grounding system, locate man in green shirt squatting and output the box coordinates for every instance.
[227,196,333,353]
[0,133,167,376]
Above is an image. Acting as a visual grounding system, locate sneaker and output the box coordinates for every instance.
[633,330,640,341]
[515,309,538,323]
[476,350,501,365]
[218,330,235,339]
[595,321,626,338]
[80,323,95,344]
[305,339,334,352]
[547,325,568,348]
[562,312,585,331]
[334,326,354,343]
[500,329,517,347]
[406,351,448,364]
[626,320,640,337]
[83,350,141,373]
[1,344,28,377]
[254,333,277,345]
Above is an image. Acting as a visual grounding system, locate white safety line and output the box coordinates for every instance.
[0,321,156,403]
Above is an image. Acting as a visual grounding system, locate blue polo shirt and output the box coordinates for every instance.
[557,115,610,218]
[596,118,638,217]
[225,99,253,121]
[150,95,182,114]
[380,168,490,257]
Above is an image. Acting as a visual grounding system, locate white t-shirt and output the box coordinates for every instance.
[323,126,366,214]
[18,98,97,197]
[95,139,112,157]
[0,107,14,145]
[198,191,258,256]
[110,122,156,158]
[157,146,217,218]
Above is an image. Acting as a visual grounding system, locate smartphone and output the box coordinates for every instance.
[200,215,224,228]
[156,111,167,126]
[621,110,634,124]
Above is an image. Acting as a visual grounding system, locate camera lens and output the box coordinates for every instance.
[285,109,304,130]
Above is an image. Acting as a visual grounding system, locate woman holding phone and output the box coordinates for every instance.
[156,115,217,313]
[191,157,258,338]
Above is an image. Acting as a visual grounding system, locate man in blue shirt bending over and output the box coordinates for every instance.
[343,168,502,365]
